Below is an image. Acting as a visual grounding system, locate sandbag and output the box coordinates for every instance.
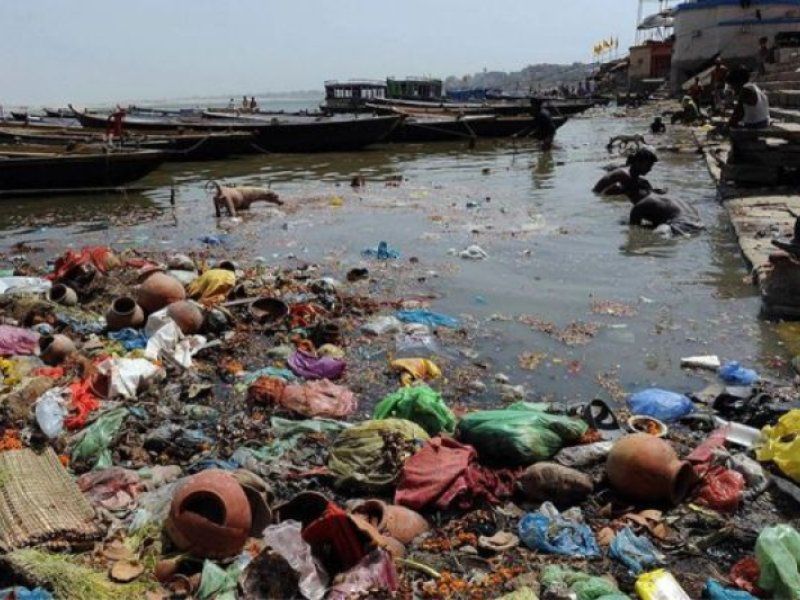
[456,402,587,466]
[373,385,455,436]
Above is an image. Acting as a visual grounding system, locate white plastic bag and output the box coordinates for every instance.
[35,387,68,438]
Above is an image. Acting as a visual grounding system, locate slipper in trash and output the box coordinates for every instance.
[478,531,520,553]
[582,398,623,440]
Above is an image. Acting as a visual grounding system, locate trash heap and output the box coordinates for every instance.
[0,245,799,599]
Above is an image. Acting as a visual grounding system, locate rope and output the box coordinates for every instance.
[404,120,477,140]
[170,134,214,156]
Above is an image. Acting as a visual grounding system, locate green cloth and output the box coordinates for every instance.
[71,407,128,470]
[456,402,587,466]
[541,566,629,600]
[327,418,429,491]
[756,524,800,599]
[374,385,456,436]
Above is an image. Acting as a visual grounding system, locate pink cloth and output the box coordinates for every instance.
[281,379,357,418]
[328,549,398,600]
[77,467,141,511]
[0,325,39,357]
[395,436,518,511]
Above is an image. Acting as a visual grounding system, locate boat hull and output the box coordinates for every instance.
[387,115,567,143]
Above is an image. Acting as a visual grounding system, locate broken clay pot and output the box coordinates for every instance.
[350,499,429,545]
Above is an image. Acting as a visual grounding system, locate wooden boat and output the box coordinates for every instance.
[0,145,165,192]
[71,107,401,152]
[0,126,256,161]
[387,114,568,143]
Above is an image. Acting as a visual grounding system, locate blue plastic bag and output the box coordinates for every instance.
[518,508,600,558]
[0,588,53,600]
[361,241,400,260]
[703,580,756,600]
[609,527,664,574]
[396,309,459,329]
[718,362,759,386]
[109,328,148,350]
[627,388,694,422]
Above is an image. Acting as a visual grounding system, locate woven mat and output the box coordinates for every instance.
[0,448,101,551]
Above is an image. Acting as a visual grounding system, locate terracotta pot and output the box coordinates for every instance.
[47,283,78,306]
[351,499,429,544]
[249,297,289,325]
[106,296,145,331]
[136,269,186,313]
[166,301,204,335]
[39,334,76,366]
[606,433,696,505]
[166,469,252,559]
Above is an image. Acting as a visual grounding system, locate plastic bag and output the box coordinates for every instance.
[703,580,757,600]
[96,357,163,400]
[627,388,694,422]
[755,524,800,599]
[71,407,128,469]
[609,527,664,574]
[328,549,397,600]
[756,409,800,483]
[34,387,67,439]
[518,502,600,558]
[186,268,236,304]
[374,385,455,436]
[636,570,690,600]
[719,362,759,385]
[695,466,745,513]
[361,316,402,336]
[197,559,242,600]
[361,241,400,260]
[540,565,628,600]
[456,402,588,466]
[145,320,206,368]
[262,520,329,600]
[390,358,441,386]
[395,309,459,329]
[554,441,613,468]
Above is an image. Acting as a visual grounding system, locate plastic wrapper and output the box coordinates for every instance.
[262,520,329,600]
[328,549,397,600]
[70,407,129,469]
[34,387,67,438]
[609,526,664,574]
[395,309,459,329]
[280,380,358,419]
[96,357,163,400]
[389,358,441,386]
[635,570,690,600]
[703,580,757,600]
[695,466,745,513]
[456,401,588,466]
[518,502,600,558]
[756,409,800,483]
[755,524,800,599]
[361,241,400,259]
[374,385,455,435]
[361,316,402,336]
[197,559,242,600]
[288,350,346,380]
[627,388,694,422]
[540,565,628,600]
[718,362,759,385]
[186,268,236,304]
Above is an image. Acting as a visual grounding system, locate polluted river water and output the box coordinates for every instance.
[0,108,791,407]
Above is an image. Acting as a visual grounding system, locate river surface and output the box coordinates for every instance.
[1,105,792,405]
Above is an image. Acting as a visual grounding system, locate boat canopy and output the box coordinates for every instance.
[639,10,675,30]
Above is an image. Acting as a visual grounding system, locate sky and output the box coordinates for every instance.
[1,0,641,106]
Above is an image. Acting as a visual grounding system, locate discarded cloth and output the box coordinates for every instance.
[609,527,664,574]
[395,436,517,511]
[71,407,129,469]
[719,362,759,386]
[374,385,455,436]
[756,409,800,483]
[396,309,459,329]
[261,520,328,600]
[517,462,594,506]
[627,388,694,422]
[0,277,51,295]
[456,401,588,466]
[389,358,441,386]
[96,357,163,400]
[518,502,600,558]
[108,328,148,350]
[361,241,400,260]
[280,379,358,418]
[65,378,100,430]
[0,325,39,357]
[145,320,206,368]
[755,524,800,599]
[77,467,141,511]
[540,565,629,600]
[50,246,116,281]
[328,549,398,600]
[703,580,757,600]
[186,268,236,304]
[328,419,429,491]
[288,349,346,380]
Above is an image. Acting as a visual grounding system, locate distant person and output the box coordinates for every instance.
[689,77,703,106]
[593,147,661,199]
[249,96,258,110]
[710,58,729,111]
[227,98,235,109]
[531,99,556,150]
[726,66,770,129]
[758,37,770,75]
[671,96,702,125]
[242,95,248,109]
[650,116,666,134]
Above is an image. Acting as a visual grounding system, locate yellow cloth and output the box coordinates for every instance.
[756,409,800,483]
[390,358,441,387]
[0,358,21,388]
[186,269,236,305]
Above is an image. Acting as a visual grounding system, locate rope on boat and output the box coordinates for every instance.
[170,134,215,156]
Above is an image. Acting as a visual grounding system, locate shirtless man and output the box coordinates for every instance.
[593,147,662,199]
[207,181,284,217]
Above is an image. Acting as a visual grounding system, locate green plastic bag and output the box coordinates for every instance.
[497,586,539,600]
[197,559,242,600]
[541,565,630,600]
[374,385,456,436]
[756,524,800,599]
[327,419,428,491]
[71,407,128,469]
[456,402,587,466]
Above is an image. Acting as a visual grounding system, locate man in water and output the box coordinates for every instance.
[727,66,770,129]
[650,116,666,134]
[531,99,556,150]
[593,148,704,235]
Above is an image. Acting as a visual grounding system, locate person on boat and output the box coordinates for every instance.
[593,147,662,199]
[531,99,556,151]
[726,66,770,129]
[249,96,258,110]
[106,106,126,140]
[650,116,666,135]
[242,96,249,109]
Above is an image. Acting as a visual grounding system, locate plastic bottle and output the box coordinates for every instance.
[635,569,691,600]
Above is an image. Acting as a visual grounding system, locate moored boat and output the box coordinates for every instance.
[386,114,568,143]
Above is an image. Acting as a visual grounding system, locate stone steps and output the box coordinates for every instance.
[767,89,800,108]
[770,106,800,124]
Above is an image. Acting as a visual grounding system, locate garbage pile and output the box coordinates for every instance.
[0,245,799,599]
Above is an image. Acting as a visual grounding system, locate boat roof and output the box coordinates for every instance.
[387,77,443,84]
[324,79,387,89]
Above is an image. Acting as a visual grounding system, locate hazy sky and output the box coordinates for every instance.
[1,0,640,105]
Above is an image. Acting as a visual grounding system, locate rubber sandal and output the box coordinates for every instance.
[582,398,623,440]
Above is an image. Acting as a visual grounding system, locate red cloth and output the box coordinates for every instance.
[33,367,65,379]
[394,436,517,511]
[730,556,766,597]
[687,427,730,464]
[694,465,745,513]
[301,500,369,574]
[50,246,114,281]
[65,378,100,430]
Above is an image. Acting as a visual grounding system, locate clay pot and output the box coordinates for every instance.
[106,296,145,331]
[606,433,696,505]
[249,297,289,325]
[136,269,186,313]
[47,283,77,306]
[39,334,76,366]
[351,499,429,545]
[165,469,252,559]
[166,301,204,335]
